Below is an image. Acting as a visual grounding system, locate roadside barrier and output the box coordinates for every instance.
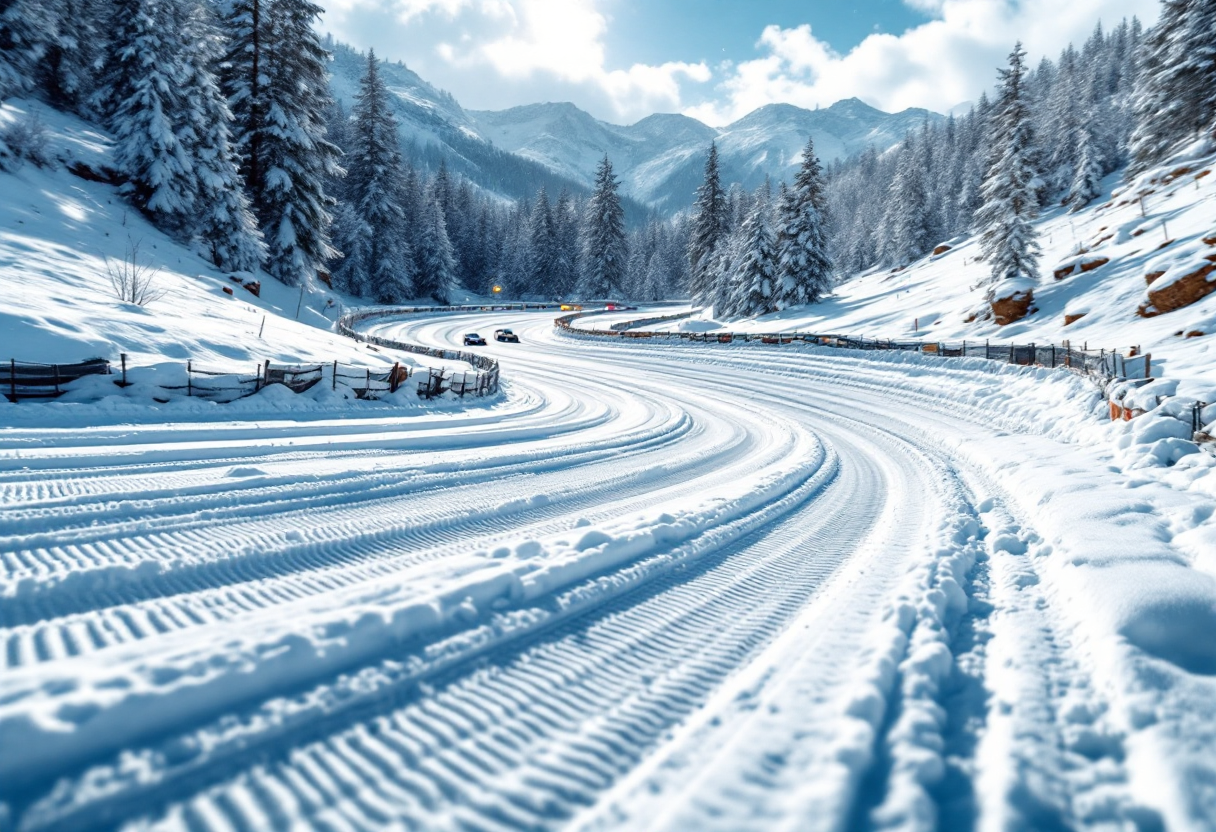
[337,307,504,397]
[5,354,422,404]
[554,311,1154,383]
[5,358,111,402]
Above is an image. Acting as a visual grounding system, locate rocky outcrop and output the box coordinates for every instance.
[991,289,1034,326]
[1138,263,1216,316]
[1064,312,1087,326]
[1054,256,1110,279]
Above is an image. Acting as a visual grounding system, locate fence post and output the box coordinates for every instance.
[1051,345,1055,368]
[1008,344,1014,364]
[121,353,128,386]
[9,359,15,402]
[332,360,338,390]
[187,360,193,396]
[985,339,990,360]
[53,364,60,395]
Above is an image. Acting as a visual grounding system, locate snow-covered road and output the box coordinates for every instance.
[3,310,1214,832]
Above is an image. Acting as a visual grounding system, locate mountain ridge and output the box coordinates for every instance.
[326,41,944,213]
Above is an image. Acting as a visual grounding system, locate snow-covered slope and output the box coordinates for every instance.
[0,99,461,414]
[326,41,481,155]
[472,97,942,211]
[665,141,1216,386]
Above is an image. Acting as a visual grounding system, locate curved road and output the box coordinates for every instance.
[1,310,1212,831]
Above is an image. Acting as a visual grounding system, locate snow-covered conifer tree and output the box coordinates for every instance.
[224,0,341,286]
[105,0,197,236]
[179,0,265,273]
[579,155,627,299]
[416,189,460,303]
[335,50,412,301]
[38,0,106,113]
[977,43,1041,292]
[553,189,580,298]
[880,134,934,266]
[527,186,558,297]
[731,181,779,318]
[1067,121,1104,210]
[775,136,832,308]
[1128,0,1216,174]
[0,0,55,101]
[687,142,729,308]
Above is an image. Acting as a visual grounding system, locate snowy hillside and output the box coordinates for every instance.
[0,99,465,416]
[662,142,1216,386]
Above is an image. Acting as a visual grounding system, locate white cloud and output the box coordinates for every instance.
[684,0,1160,126]
[317,0,1160,127]
[318,0,709,123]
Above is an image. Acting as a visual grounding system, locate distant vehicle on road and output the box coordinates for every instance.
[494,329,519,343]
[463,333,487,346]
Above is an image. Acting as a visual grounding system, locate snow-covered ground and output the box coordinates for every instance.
[3,308,1215,831]
[0,99,484,421]
[5,85,1216,832]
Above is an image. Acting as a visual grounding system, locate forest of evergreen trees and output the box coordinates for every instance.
[0,0,1213,312]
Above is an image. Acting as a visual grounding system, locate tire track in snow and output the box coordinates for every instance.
[1,309,1178,831]
[16,427,862,832]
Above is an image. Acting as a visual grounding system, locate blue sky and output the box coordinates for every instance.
[601,1,932,67]
[314,0,1160,125]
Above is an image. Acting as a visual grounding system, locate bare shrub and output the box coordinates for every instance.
[106,238,166,307]
[0,112,52,170]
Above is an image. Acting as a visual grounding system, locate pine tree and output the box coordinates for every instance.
[731,181,779,318]
[336,49,412,301]
[880,134,934,266]
[1067,120,1104,210]
[220,0,267,206]
[553,189,580,298]
[977,43,1041,293]
[687,142,729,307]
[179,0,265,273]
[711,221,745,317]
[1128,0,1216,174]
[224,0,341,286]
[0,0,55,101]
[775,136,832,308]
[527,186,558,297]
[580,154,627,299]
[38,0,106,113]
[416,188,459,303]
[105,0,197,236]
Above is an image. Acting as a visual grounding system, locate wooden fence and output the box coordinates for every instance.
[554,313,1154,382]
[5,358,112,402]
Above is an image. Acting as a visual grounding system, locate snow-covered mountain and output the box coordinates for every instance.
[471,98,943,211]
[326,42,603,208]
[326,41,941,213]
